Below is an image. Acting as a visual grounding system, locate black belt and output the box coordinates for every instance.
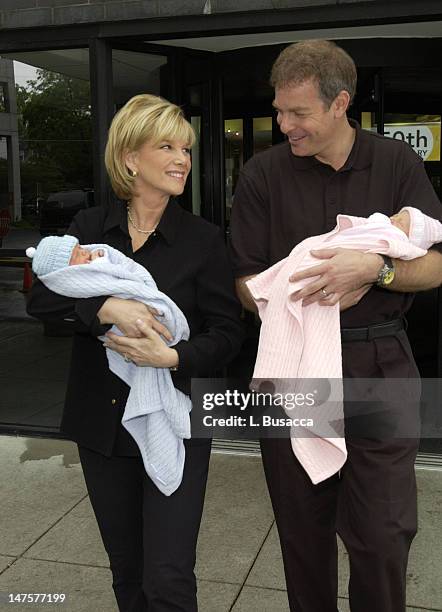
[341,318,405,342]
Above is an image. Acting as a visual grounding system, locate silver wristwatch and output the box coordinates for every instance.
[376,255,395,287]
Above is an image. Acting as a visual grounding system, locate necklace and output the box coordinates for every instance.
[127,205,157,235]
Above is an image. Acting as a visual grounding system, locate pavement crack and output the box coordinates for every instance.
[228,519,275,611]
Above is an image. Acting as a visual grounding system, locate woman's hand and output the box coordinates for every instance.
[97,297,172,340]
[104,319,179,368]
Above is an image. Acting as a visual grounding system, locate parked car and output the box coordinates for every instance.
[39,189,95,236]
[22,196,45,217]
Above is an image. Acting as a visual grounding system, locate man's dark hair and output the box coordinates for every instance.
[270,40,357,107]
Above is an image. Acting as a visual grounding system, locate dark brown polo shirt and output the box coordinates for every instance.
[230,119,442,329]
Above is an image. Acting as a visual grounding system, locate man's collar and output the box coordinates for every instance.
[103,196,183,245]
[341,119,373,171]
[288,147,322,171]
[288,118,372,172]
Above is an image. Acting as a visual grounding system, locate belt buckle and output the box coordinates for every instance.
[366,319,401,341]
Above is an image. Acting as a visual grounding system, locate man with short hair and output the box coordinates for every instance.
[230,39,442,612]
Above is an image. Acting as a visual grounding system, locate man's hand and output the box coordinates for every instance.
[104,319,178,368]
[97,297,172,340]
[235,275,258,314]
[290,248,383,307]
[338,284,372,311]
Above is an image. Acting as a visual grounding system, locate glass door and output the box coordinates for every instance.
[109,44,220,226]
[224,118,243,227]
[383,68,442,456]
[181,53,224,227]
[224,115,273,232]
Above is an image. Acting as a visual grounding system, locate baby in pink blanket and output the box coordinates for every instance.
[246,206,442,485]
[369,206,440,249]
[389,209,411,235]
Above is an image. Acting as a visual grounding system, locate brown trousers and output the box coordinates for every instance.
[260,331,421,612]
[260,436,419,612]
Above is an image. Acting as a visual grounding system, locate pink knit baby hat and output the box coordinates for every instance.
[401,206,442,250]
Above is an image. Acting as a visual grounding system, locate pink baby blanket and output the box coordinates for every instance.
[247,207,442,484]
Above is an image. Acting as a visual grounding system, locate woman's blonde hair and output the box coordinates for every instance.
[105,94,195,200]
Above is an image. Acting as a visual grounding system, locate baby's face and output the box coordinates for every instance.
[390,210,410,236]
[69,245,103,265]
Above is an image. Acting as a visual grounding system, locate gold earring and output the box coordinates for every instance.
[130,169,138,178]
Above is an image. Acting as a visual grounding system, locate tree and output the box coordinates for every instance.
[16,69,93,200]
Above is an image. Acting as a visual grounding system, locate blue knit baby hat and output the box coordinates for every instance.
[26,235,79,276]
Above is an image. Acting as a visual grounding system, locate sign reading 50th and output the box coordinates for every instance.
[383,124,439,161]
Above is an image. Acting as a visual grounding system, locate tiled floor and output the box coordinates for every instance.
[0,436,441,612]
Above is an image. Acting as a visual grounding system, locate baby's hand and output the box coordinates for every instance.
[390,210,410,237]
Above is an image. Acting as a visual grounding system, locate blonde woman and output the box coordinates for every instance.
[27,94,244,612]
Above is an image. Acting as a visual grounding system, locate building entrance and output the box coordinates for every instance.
[210,40,442,456]
[0,35,441,458]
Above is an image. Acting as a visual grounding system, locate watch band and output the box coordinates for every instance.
[376,255,395,287]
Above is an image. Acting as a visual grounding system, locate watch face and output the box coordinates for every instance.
[383,269,395,285]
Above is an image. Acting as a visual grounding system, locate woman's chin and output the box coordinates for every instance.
[169,184,186,196]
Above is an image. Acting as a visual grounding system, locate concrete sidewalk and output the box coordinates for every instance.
[0,436,441,612]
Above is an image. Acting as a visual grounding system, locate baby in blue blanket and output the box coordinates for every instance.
[26,234,104,273]
[26,233,192,497]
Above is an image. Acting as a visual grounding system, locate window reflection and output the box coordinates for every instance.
[0,136,7,212]
[225,119,243,222]
[253,117,272,155]
[0,83,8,112]
[112,49,167,110]
[0,49,92,434]
[0,49,92,243]
[0,59,19,227]
[191,116,201,217]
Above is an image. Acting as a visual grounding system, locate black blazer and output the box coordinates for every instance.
[27,198,245,455]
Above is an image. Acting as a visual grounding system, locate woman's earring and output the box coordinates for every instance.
[129,169,138,178]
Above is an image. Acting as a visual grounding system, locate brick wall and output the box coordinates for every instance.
[0,0,380,30]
